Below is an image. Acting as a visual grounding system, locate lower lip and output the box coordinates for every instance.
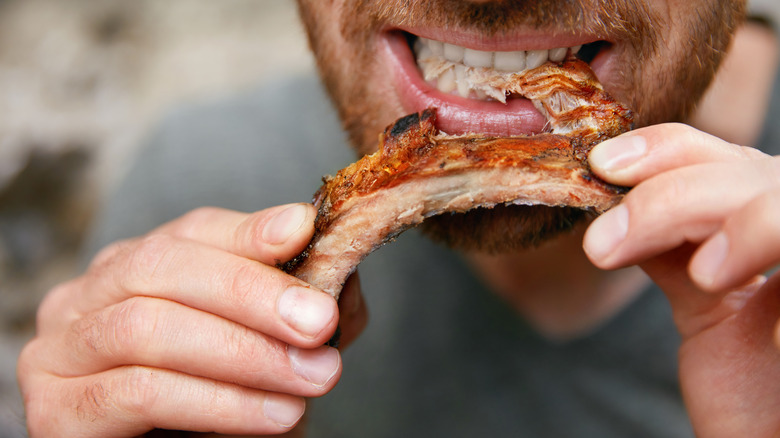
[381,31,548,136]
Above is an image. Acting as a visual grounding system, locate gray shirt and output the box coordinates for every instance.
[85,69,780,437]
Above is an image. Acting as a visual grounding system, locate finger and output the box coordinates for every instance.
[639,243,766,339]
[19,365,305,437]
[154,203,317,265]
[589,123,766,187]
[40,236,338,347]
[35,297,341,396]
[689,188,780,292]
[583,157,780,270]
[336,272,368,349]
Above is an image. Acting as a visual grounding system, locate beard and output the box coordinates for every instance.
[421,205,589,252]
[296,0,746,253]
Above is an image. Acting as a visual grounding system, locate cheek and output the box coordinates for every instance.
[301,1,405,152]
[301,0,361,99]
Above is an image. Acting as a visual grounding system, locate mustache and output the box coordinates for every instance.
[342,0,663,56]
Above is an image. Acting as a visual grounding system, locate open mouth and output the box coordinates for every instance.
[382,29,611,137]
[410,33,607,101]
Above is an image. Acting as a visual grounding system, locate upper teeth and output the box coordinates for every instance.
[414,37,582,101]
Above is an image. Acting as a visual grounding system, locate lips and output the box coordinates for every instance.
[381,29,612,137]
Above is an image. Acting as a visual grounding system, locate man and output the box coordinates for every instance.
[16,0,780,436]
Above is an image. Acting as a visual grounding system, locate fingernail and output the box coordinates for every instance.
[584,204,629,262]
[263,394,305,428]
[262,204,309,245]
[288,345,340,387]
[278,286,335,338]
[590,135,647,172]
[690,232,729,288]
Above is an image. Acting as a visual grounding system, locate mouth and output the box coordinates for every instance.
[382,29,613,137]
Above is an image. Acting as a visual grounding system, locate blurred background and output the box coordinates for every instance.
[0,0,778,437]
[0,0,311,435]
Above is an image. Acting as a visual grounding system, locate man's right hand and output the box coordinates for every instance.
[17,203,367,437]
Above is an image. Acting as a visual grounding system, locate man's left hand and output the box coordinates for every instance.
[583,123,780,437]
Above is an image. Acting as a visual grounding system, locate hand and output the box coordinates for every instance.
[583,123,780,437]
[17,204,368,437]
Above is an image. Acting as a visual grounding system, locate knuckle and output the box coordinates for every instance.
[75,381,113,423]
[170,206,226,238]
[656,172,689,209]
[185,206,225,223]
[69,310,109,357]
[107,298,160,355]
[645,122,691,151]
[90,240,130,267]
[225,324,257,363]
[121,234,181,292]
[89,238,134,272]
[19,367,113,437]
[70,297,158,360]
[226,261,269,307]
[629,173,687,222]
[224,325,279,379]
[680,122,706,144]
[118,366,162,417]
[665,122,695,141]
[36,279,78,330]
[737,144,766,160]
[747,190,780,240]
[235,211,266,250]
[223,324,254,364]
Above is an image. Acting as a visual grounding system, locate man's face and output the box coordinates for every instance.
[297,0,745,252]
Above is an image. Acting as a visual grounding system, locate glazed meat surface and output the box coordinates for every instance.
[285,59,633,298]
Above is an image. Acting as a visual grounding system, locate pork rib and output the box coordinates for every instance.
[284,59,633,298]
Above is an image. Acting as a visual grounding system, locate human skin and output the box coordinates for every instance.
[297,0,744,251]
[583,123,780,437]
[17,205,366,437]
[298,2,780,435]
[16,1,780,438]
